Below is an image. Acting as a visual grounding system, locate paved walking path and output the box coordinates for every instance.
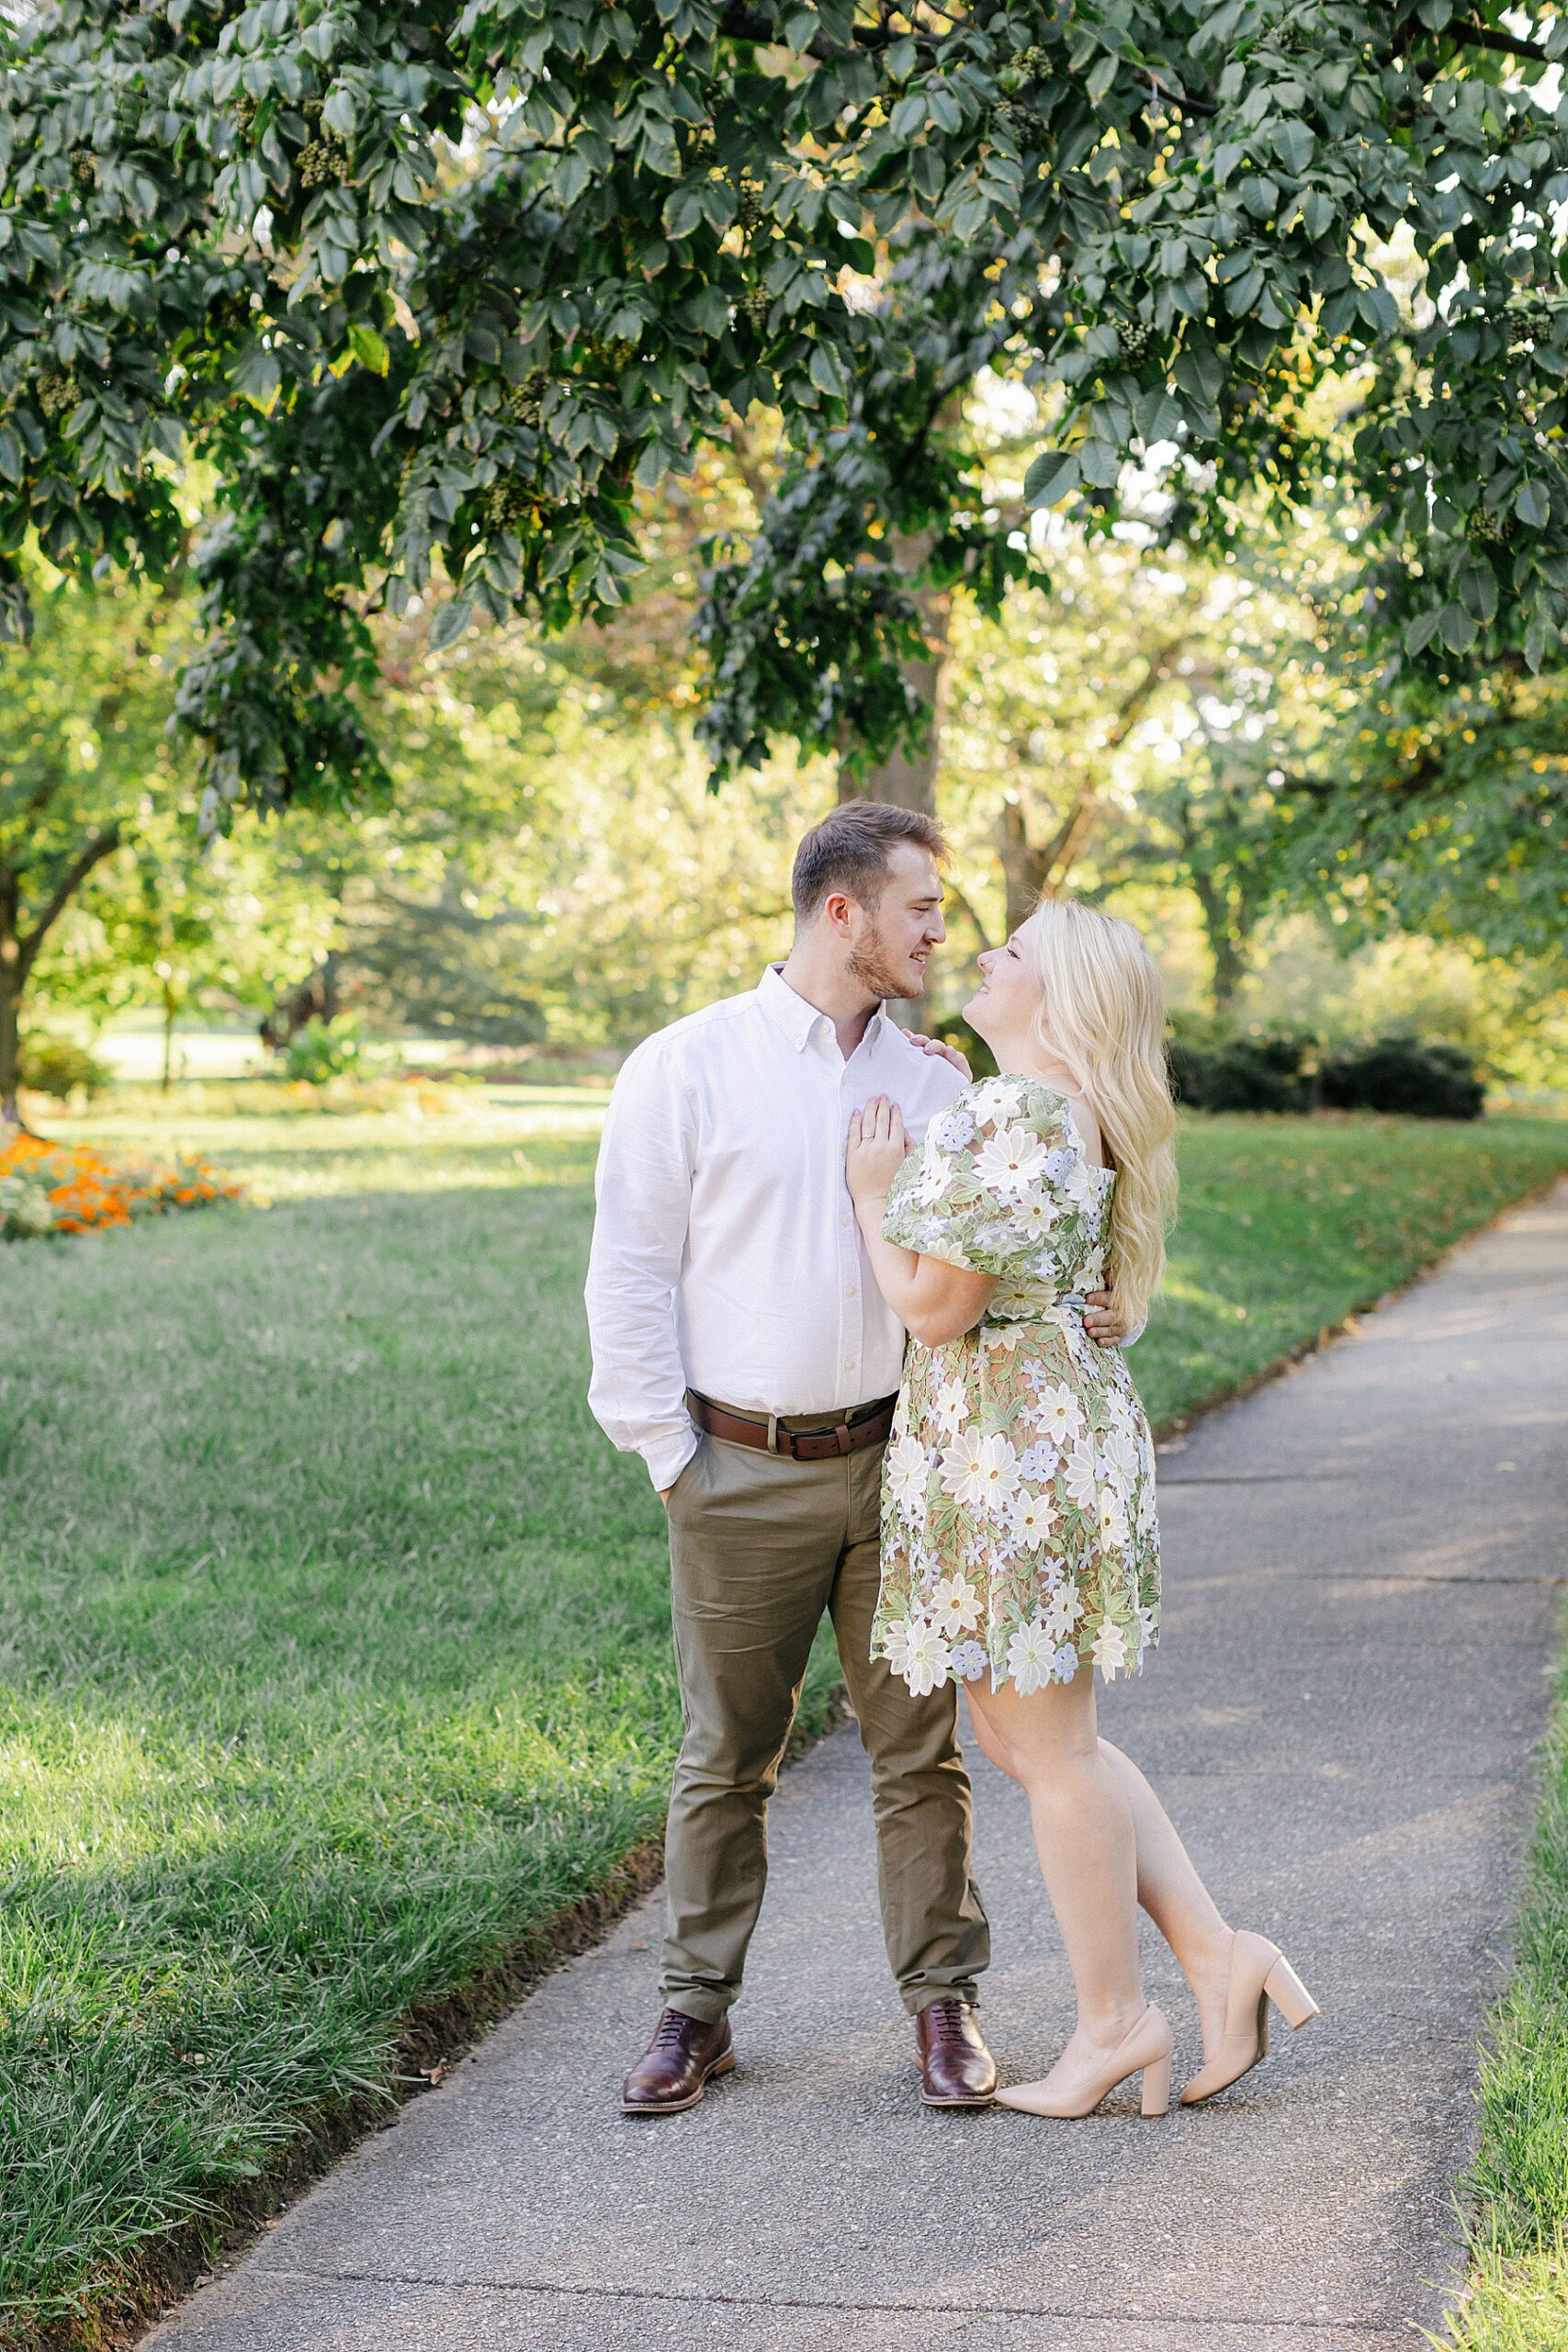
[150,1185,1568,2352]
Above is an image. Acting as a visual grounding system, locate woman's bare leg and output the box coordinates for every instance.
[965,1673,1146,2075]
[964,1690,1235,2061]
[1099,1739,1235,2057]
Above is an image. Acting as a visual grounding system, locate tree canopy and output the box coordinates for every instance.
[7,0,1568,810]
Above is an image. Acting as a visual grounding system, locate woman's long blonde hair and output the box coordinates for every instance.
[1028,899,1177,1332]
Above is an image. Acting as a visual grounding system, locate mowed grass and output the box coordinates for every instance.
[1135,1112,1568,1424]
[2,1096,1566,2343]
[1441,1642,1568,2352]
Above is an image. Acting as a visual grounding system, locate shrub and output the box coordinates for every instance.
[282,1012,364,1084]
[1319,1035,1484,1120]
[18,1033,111,1101]
[1168,1034,1316,1114]
[0,1137,243,1239]
[1168,1024,1486,1119]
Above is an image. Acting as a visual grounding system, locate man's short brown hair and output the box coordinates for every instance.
[791,802,948,924]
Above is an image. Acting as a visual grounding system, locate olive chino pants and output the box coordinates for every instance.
[660,1424,990,2024]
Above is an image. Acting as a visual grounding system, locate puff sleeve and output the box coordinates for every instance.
[881,1077,1077,1279]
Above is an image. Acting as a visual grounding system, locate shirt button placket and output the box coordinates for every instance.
[840,1067,859,1397]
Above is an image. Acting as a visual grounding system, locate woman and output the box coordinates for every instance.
[845,899,1317,2118]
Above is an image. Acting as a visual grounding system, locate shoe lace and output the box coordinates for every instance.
[653,2010,696,2048]
[924,1998,968,2045]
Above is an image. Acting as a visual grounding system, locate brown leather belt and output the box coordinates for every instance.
[689,1391,897,1461]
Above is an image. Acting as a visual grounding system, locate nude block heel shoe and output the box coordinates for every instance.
[996,2005,1174,2120]
[1263,1954,1318,2030]
[1179,1930,1320,2107]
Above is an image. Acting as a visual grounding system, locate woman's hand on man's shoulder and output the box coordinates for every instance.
[903,1032,971,1080]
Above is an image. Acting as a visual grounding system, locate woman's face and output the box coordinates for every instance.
[966,910,1050,1053]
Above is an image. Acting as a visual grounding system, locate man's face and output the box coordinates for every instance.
[843,843,947,1001]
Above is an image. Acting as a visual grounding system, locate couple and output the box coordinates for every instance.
[585,802,1316,2120]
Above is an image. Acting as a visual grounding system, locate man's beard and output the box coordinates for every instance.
[847,919,923,1003]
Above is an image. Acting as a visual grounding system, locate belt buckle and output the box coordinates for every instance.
[778,1410,873,1461]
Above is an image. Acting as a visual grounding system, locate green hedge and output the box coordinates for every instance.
[934,1014,1485,1122]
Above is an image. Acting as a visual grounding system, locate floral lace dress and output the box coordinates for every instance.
[872,1074,1160,1700]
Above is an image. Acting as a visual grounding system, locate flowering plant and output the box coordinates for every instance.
[0,1136,243,1240]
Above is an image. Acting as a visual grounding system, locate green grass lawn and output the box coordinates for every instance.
[1443,1646,1568,2352]
[3,1098,1566,2346]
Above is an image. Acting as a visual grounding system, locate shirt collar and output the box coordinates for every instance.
[757,963,886,1055]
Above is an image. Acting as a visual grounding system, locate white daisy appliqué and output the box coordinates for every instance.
[1043,1582,1084,1645]
[940,1430,1019,1516]
[931,1572,982,1638]
[1006,1616,1055,1697]
[1008,1489,1056,1550]
[932,1378,967,1439]
[886,1434,931,1521]
[1091,1619,1130,1681]
[902,1618,953,1697]
[965,1077,1021,1128]
[1036,1384,1086,1449]
[976,1124,1050,1199]
[916,1148,953,1207]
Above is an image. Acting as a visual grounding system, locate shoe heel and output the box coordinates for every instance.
[1264,1956,1319,2031]
[1140,2052,1171,2118]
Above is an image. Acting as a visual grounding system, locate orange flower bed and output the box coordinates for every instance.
[0,1135,243,1239]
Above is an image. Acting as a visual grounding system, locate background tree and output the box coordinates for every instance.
[1108,727,1290,1010]
[0,562,186,1122]
[234,583,816,1051]
[46,797,339,1083]
[1280,668,1568,967]
[9,2,1568,811]
[933,528,1216,942]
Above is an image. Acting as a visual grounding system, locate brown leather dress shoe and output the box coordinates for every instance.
[915,1997,998,2107]
[621,2007,735,2114]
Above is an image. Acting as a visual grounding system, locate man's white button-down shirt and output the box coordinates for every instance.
[585,965,968,1490]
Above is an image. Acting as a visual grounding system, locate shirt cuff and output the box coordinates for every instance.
[643,1423,700,1492]
[1119,1318,1146,1350]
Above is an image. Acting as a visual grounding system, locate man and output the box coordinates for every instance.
[586,803,1118,2115]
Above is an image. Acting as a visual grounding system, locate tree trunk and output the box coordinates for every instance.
[838,538,952,820]
[0,863,21,1129]
[835,539,952,1030]
[998,795,1045,933]
[1209,930,1247,1012]
[996,781,1104,931]
[161,980,178,1091]
[1190,872,1251,1012]
[260,951,343,1053]
[0,961,19,1133]
[993,633,1192,932]
[0,826,122,1130]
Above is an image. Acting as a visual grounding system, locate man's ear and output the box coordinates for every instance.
[821,888,857,938]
